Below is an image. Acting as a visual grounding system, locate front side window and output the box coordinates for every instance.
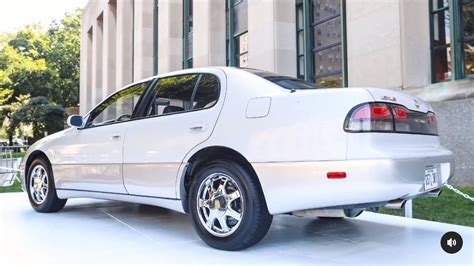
[87,82,149,127]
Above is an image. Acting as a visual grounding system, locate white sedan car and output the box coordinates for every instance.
[20,67,454,250]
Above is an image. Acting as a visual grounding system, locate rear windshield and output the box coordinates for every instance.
[243,68,321,90]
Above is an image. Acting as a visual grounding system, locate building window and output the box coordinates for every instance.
[153,0,159,75]
[462,0,474,77]
[183,0,193,68]
[296,0,305,79]
[296,0,347,88]
[430,0,451,82]
[430,0,474,83]
[226,0,248,67]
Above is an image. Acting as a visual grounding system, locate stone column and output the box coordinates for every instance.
[399,0,431,89]
[86,30,93,113]
[91,14,104,106]
[193,0,226,67]
[248,0,297,76]
[346,0,403,89]
[102,0,117,99]
[116,0,134,88]
[79,9,92,115]
[134,0,154,80]
[158,0,183,74]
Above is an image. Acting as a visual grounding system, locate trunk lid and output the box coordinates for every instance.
[364,88,432,113]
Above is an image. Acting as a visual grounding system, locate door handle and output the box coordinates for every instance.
[111,135,121,140]
[189,122,206,133]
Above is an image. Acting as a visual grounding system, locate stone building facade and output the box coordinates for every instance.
[80,0,474,186]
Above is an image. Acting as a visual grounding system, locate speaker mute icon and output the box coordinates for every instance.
[446,238,457,248]
[441,231,462,254]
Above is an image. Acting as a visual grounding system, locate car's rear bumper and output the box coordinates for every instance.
[252,150,454,215]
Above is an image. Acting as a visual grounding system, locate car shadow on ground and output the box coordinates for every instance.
[56,199,429,251]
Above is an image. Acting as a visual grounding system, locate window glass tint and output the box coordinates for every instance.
[462,2,474,76]
[432,0,449,10]
[89,82,149,127]
[311,0,343,88]
[431,8,452,82]
[313,0,341,22]
[244,69,320,90]
[463,2,474,40]
[266,77,320,90]
[233,0,248,34]
[464,41,474,76]
[314,45,342,77]
[147,74,199,116]
[315,73,342,88]
[192,74,220,109]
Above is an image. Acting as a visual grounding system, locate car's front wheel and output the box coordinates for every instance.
[189,160,272,250]
[26,158,67,213]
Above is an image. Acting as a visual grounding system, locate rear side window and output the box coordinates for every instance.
[265,76,320,90]
[243,68,321,90]
[144,73,220,117]
[192,74,220,110]
[146,74,199,116]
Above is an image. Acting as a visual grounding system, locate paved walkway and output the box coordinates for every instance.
[0,192,472,264]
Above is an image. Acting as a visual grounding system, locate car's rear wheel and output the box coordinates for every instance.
[26,158,67,213]
[189,160,272,250]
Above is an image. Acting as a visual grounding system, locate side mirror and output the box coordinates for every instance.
[67,115,83,128]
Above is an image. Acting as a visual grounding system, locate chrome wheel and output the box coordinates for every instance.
[29,165,48,205]
[196,173,244,237]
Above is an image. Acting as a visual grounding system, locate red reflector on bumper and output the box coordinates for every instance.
[327,172,346,179]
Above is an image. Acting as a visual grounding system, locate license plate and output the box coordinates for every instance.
[424,166,438,191]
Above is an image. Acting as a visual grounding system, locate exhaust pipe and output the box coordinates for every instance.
[425,188,442,197]
[384,199,406,209]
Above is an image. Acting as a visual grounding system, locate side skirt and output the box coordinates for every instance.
[56,188,185,213]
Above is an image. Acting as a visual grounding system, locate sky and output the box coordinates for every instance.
[0,0,88,33]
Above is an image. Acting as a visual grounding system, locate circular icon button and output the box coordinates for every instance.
[441,231,463,254]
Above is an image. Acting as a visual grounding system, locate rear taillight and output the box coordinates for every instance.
[344,103,438,135]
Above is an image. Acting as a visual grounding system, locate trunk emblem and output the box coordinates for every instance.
[414,99,420,109]
[381,96,396,102]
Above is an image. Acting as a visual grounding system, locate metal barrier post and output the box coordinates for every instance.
[404,199,413,218]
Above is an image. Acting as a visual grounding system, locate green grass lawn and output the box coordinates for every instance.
[379,187,474,227]
[0,152,24,193]
[0,179,22,193]
[11,152,26,158]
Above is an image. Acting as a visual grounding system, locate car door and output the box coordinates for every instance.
[53,81,150,193]
[122,70,225,198]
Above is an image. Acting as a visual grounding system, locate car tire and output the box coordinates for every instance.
[26,158,67,213]
[189,160,273,251]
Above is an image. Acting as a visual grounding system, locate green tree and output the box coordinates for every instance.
[47,10,82,107]
[0,94,30,145]
[10,96,65,144]
[0,27,53,99]
[8,25,50,60]
[0,88,13,122]
[0,10,82,144]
